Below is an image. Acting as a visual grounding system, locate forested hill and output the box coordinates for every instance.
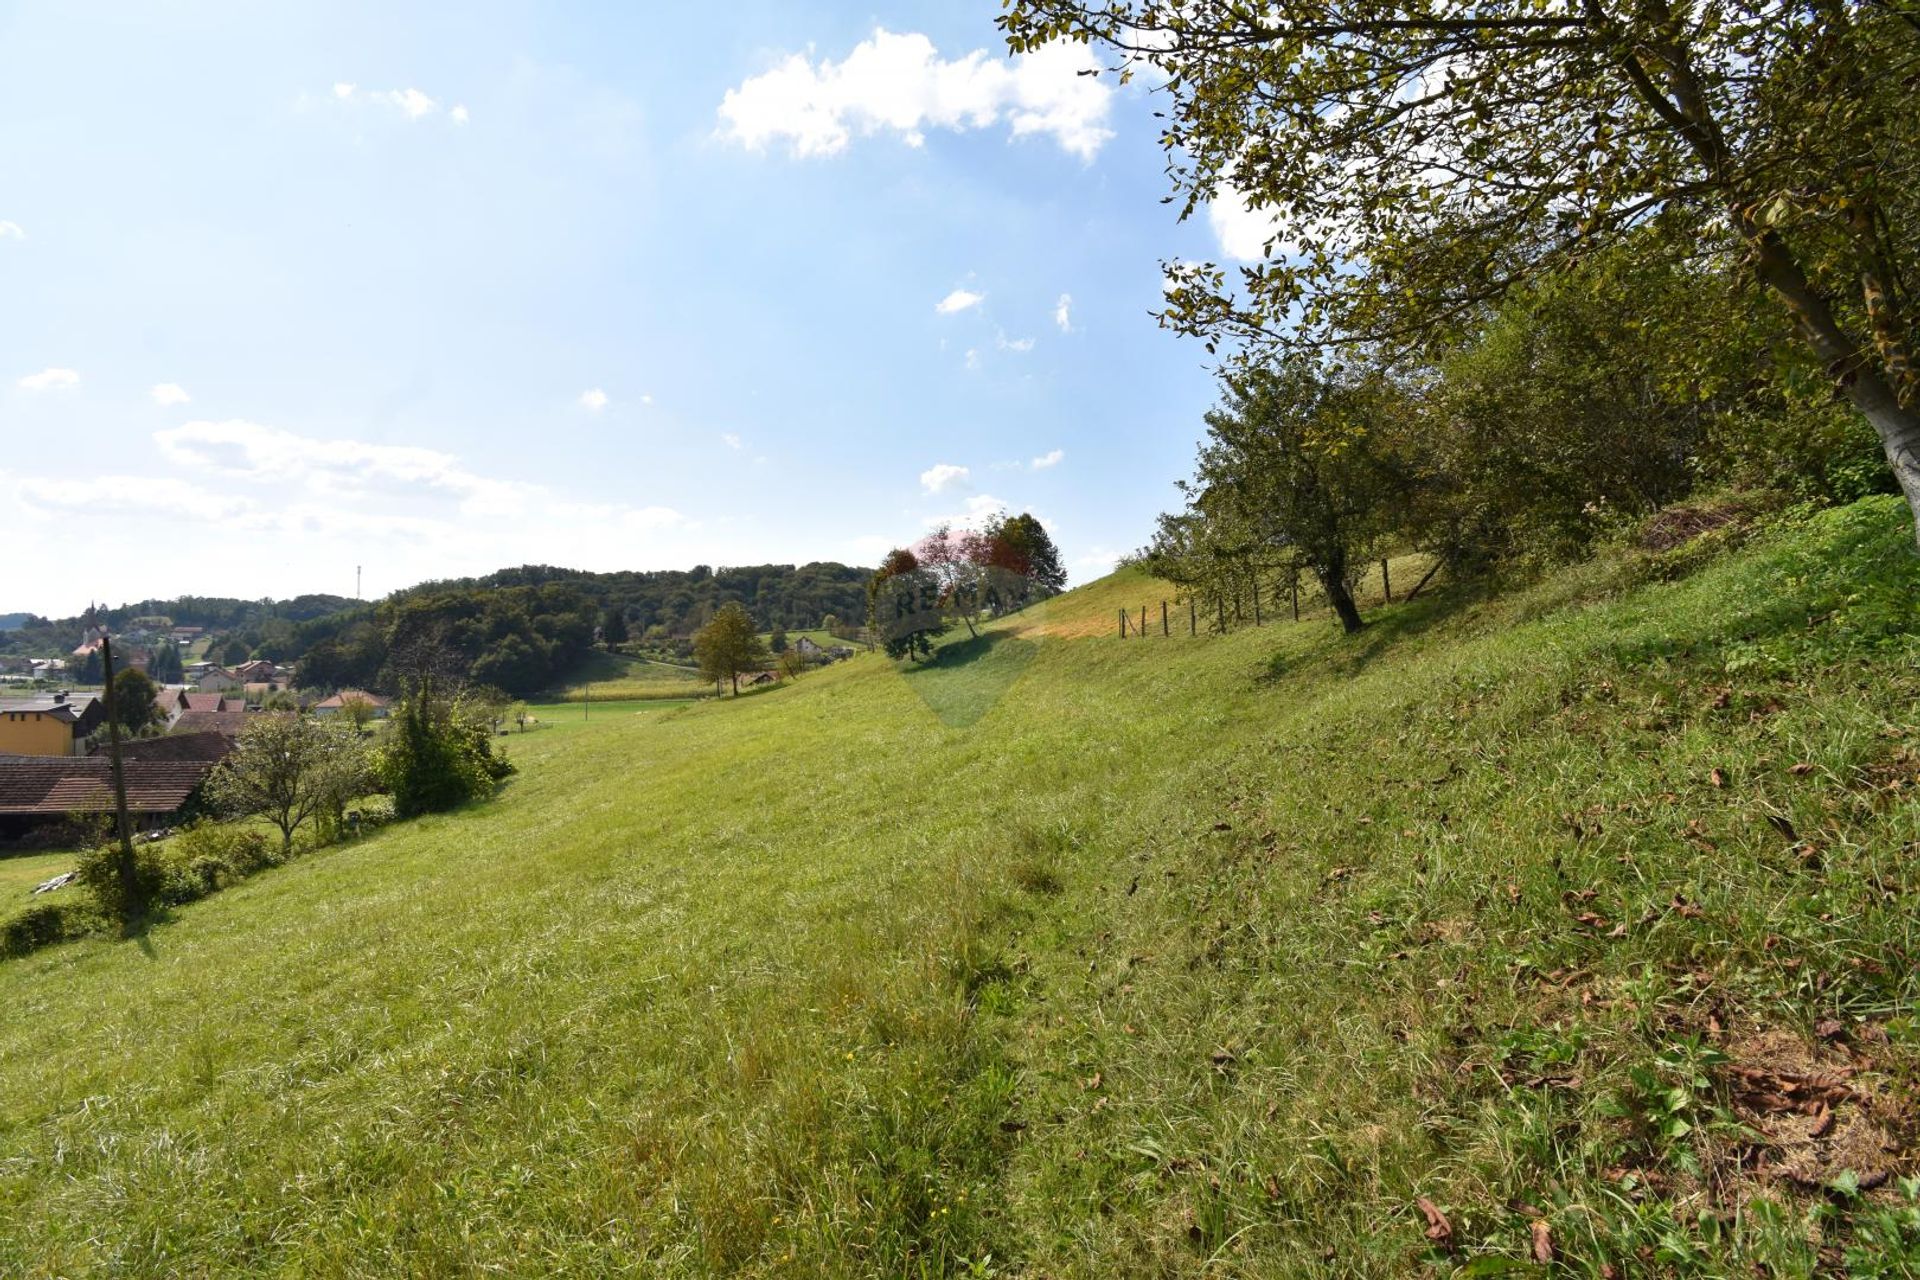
[0,594,355,659]
[293,561,873,697]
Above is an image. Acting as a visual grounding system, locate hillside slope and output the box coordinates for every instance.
[3,498,1919,1275]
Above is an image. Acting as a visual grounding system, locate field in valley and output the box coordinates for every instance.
[3,498,1919,1275]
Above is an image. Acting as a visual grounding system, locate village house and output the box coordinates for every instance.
[313,690,390,718]
[792,636,826,658]
[231,659,277,683]
[194,665,243,692]
[0,693,106,757]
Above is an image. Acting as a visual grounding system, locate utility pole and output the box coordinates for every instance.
[98,635,141,926]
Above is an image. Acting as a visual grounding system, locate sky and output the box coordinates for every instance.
[0,1,1274,618]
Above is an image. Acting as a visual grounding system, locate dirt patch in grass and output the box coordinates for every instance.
[1723,1024,1913,1195]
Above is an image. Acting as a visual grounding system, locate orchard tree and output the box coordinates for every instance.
[866,548,945,661]
[1001,0,1920,538]
[982,511,1069,607]
[1154,358,1414,634]
[916,523,992,639]
[693,602,769,694]
[207,714,372,854]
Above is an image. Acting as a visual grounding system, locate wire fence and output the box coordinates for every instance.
[1116,554,1443,638]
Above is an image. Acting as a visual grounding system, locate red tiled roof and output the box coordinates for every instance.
[0,755,212,816]
[180,691,228,712]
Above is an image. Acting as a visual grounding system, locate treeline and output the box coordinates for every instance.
[1000,0,1919,621]
[293,561,872,697]
[1148,235,1892,628]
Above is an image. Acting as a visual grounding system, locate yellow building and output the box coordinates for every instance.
[0,694,102,757]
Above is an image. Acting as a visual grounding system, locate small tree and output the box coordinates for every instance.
[338,693,378,732]
[867,548,946,661]
[693,602,769,695]
[109,667,161,736]
[602,607,629,650]
[206,713,370,854]
[377,682,515,818]
[770,624,789,654]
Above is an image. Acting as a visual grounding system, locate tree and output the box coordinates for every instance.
[693,602,769,695]
[770,624,789,654]
[1155,358,1413,634]
[980,512,1068,609]
[377,681,514,818]
[1002,0,1920,539]
[866,548,946,661]
[917,523,992,639]
[218,636,250,666]
[206,714,371,854]
[77,649,103,685]
[109,667,161,736]
[148,639,185,683]
[338,692,378,732]
[602,607,629,650]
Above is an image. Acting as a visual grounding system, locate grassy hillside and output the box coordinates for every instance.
[3,498,1919,1275]
[544,649,713,702]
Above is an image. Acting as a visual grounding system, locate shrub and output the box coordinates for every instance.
[169,822,279,895]
[378,686,516,818]
[1,899,106,958]
[74,842,171,923]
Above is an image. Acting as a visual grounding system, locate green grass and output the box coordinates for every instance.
[4,497,1920,1274]
[544,650,713,703]
[0,852,79,927]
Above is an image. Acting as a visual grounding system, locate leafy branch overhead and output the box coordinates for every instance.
[1001,0,1920,533]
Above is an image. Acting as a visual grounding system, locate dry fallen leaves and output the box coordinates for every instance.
[1415,1197,1453,1249]
[1531,1218,1555,1264]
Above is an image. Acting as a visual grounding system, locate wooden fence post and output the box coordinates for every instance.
[1253,580,1262,626]
[1190,598,1197,636]
[1118,607,1127,638]
[1382,558,1392,603]
[1291,572,1300,622]
[1162,600,1169,636]
[1139,604,1147,637]
[1218,597,1226,633]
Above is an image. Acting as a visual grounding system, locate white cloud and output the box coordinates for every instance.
[376,87,438,120]
[18,367,78,392]
[923,493,1008,532]
[963,348,981,371]
[996,331,1034,353]
[718,28,1114,161]
[1031,449,1064,469]
[1053,293,1072,332]
[721,432,744,450]
[150,383,191,407]
[329,83,462,124]
[1207,172,1290,263]
[579,388,609,411]
[0,221,25,241]
[935,288,984,315]
[150,419,686,535]
[920,462,969,493]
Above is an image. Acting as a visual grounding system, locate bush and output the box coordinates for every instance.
[378,687,516,818]
[1,899,106,958]
[75,842,172,923]
[169,822,279,896]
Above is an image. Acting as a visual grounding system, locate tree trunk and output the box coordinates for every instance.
[1751,230,1920,541]
[99,636,142,925]
[1322,575,1365,634]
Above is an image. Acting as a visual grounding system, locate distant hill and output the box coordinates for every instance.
[0,613,27,632]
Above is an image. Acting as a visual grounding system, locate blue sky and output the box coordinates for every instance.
[0,1,1268,617]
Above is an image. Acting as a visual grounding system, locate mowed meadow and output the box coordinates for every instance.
[4,498,1920,1275]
